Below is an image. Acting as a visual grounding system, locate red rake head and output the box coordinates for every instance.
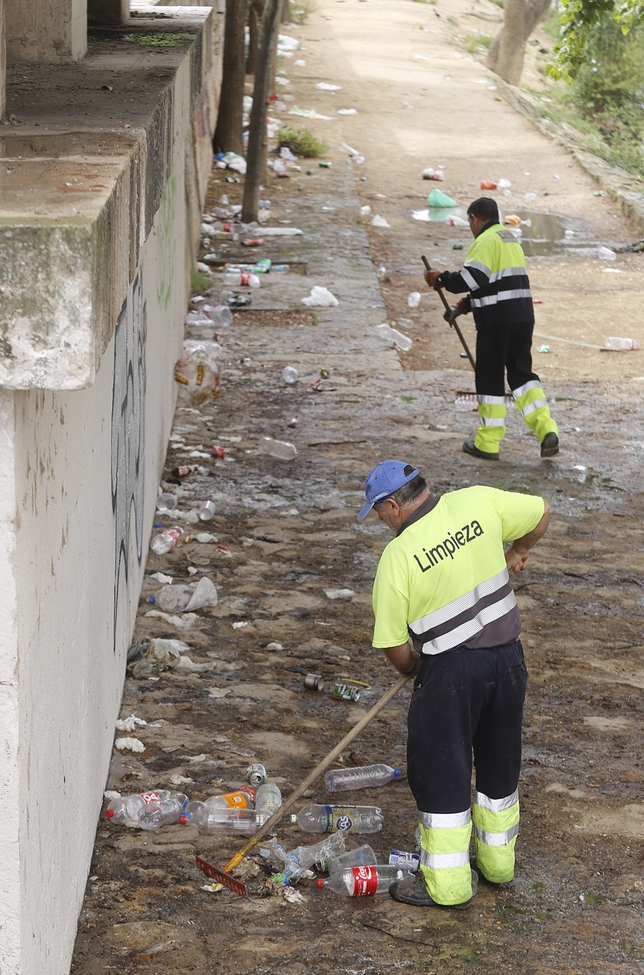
[196,856,254,901]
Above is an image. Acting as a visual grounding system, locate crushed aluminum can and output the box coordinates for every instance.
[389,850,420,872]
[304,674,325,692]
[331,682,360,702]
[246,764,267,787]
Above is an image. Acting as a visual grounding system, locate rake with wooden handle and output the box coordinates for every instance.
[421,254,476,371]
[196,673,411,899]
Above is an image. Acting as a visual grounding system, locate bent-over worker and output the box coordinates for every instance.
[425,196,559,461]
[358,460,550,908]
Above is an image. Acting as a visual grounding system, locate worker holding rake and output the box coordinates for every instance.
[358,459,549,908]
[424,197,559,461]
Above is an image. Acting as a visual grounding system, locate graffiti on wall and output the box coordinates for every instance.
[156,175,177,312]
[111,272,147,650]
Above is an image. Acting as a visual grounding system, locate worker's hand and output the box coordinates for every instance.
[505,543,530,577]
[424,270,442,290]
[455,298,469,316]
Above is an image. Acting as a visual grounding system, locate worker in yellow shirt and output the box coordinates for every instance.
[425,197,559,461]
[358,459,549,907]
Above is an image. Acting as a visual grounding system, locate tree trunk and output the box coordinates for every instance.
[247,0,264,75]
[242,0,282,223]
[213,0,248,155]
[487,0,552,86]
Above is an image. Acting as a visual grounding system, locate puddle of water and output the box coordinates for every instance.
[413,206,626,257]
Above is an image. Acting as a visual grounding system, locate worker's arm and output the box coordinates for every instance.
[382,642,422,678]
[505,500,550,577]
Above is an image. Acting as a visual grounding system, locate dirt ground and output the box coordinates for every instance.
[70,1,644,973]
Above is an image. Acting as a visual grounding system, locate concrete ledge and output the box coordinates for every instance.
[494,76,644,235]
[0,7,221,390]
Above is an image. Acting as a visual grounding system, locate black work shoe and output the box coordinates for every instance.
[540,432,559,458]
[389,877,474,909]
[463,438,499,461]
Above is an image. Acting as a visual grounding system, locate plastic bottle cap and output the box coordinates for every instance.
[104,809,114,818]
[394,768,402,777]
[179,814,189,824]
[316,878,325,888]
[290,813,297,824]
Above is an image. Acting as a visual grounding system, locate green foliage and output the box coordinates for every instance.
[190,267,212,294]
[289,2,313,24]
[549,0,644,80]
[278,127,327,158]
[543,10,644,177]
[489,0,505,8]
[465,31,493,52]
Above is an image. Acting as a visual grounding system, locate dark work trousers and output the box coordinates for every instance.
[475,321,539,396]
[407,640,528,813]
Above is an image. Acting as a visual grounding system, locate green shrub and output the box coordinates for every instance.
[190,267,212,294]
[278,126,327,158]
[465,31,493,52]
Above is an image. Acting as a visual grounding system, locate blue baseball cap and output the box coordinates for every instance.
[357,460,420,522]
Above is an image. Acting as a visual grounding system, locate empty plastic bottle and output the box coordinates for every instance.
[255,783,282,824]
[282,366,299,384]
[150,526,184,555]
[316,865,411,896]
[105,790,172,827]
[327,844,377,874]
[266,831,346,880]
[324,764,402,792]
[259,436,298,460]
[181,802,260,834]
[376,323,412,352]
[605,336,640,350]
[139,792,188,831]
[290,803,384,834]
[224,271,260,288]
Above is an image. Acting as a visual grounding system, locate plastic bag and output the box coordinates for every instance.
[174,349,220,406]
[302,286,339,307]
[157,577,218,613]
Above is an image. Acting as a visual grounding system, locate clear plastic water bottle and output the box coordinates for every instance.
[150,527,184,555]
[259,437,298,461]
[104,790,172,827]
[224,271,260,288]
[139,792,188,831]
[605,336,640,350]
[316,865,411,896]
[282,366,299,384]
[255,783,282,824]
[376,323,412,352]
[290,803,384,834]
[180,802,260,834]
[324,764,402,792]
[265,831,346,881]
[327,844,377,874]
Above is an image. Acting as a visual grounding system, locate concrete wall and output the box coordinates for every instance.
[6,0,87,61]
[0,7,222,973]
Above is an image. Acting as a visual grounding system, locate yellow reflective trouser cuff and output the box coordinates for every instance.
[419,817,473,905]
[512,384,558,442]
[475,399,506,454]
[472,794,520,883]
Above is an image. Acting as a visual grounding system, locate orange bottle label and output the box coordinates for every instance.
[222,791,249,808]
